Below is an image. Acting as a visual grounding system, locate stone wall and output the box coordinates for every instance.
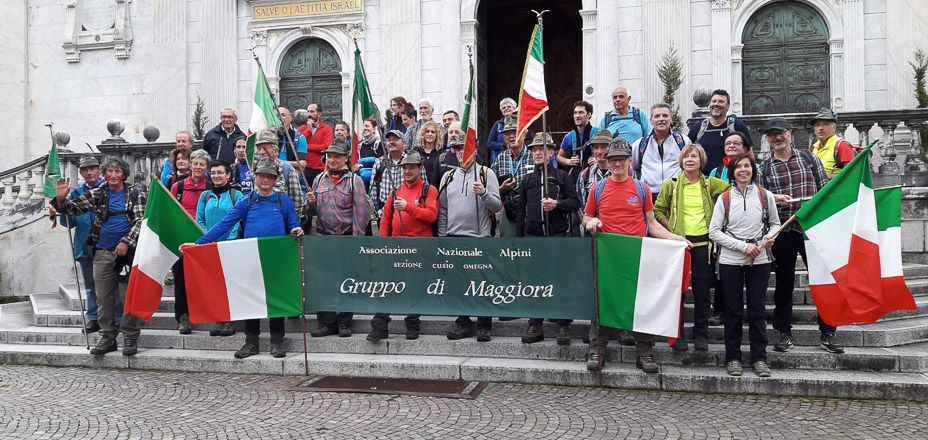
[0,2,28,171]
[902,187,928,264]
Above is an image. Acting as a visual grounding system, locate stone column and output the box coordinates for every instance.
[380,0,421,100]
[712,0,733,102]
[153,0,188,136]
[842,0,864,111]
[439,0,462,112]
[580,6,597,104]
[199,0,239,116]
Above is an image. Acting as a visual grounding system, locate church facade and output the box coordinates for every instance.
[2,0,926,169]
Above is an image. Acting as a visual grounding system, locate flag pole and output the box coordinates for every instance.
[247,47,306,181]
[49,124,92,350]
[532,10,551,237]
[297,234,310,376]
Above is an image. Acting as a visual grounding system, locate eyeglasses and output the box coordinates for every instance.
[724,141,744,146]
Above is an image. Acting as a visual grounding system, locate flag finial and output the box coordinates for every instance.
[531,9,549,23]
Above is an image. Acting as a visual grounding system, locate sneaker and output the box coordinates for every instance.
[89,336,117,356]
[694,336,709,351]
[619,330,636,346]
[820,332,845,354]
[164,274,174,285]
[83,320,101,334]
[122,338,138,356]
[773,332,794,352]
[209,322,223,337]
[220,321,235,337]
[753,360,771,377]
[338,326,352,338]
[476,328,491,342]
[366,328,388,342]
[636,354,659,373]
[708,312,723,326]
[178,314,192,335]
[726,360,742,376]
[405,328,419,340]
[671,337,688,352]
[446,324,473,340]
[586,351,604,371]
[310,326,335,337]
[521,324,544,344]
[234,343,259,359]
[269,342,286,358]
[556,325,571,346]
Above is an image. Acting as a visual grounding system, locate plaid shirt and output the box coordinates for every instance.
[312,171,371,236]
[757,149,827,232]
[369,155,428,217]
[51,183,147,249]
[273,159,305,216]
[576,164,612,209]
[491,147,532,208]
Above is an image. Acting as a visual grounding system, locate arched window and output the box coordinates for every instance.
[278,38,342,127]
[742,1,829,114]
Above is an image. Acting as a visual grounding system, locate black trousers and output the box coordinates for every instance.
[525,231,572,326]
[315,229,353,328]
[455,316,492,330]
[244,317,284,345]
[371,314,421,331]
[720,263,770,363]
[771,230,837,335]
[171,258,188,321]
[686,242,712,339]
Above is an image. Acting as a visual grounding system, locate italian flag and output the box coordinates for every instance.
[351,42,377,166]
[798,146,916,326]
[125,176,204,321]
[460,51,478,168]
[248,64,283,134]
[596,234,691,339]
[516,23,548,137]
[182,236,303,323]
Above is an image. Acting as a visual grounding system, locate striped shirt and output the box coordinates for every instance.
[312,171,371,236]
[757,149,827,232]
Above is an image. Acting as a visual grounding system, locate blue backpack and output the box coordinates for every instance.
[593,178,649,235]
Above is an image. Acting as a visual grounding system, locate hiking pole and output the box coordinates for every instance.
[297,234,310,376]
[64,215,91,350]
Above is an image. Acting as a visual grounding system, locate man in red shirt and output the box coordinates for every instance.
[581,137,691,373]
[297,103,334,185]
[367,152,438,342]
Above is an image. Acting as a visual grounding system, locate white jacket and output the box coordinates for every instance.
[708,184,780,265]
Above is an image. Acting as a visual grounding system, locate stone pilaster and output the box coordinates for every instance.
[153,0,188,136]
[842,0,864,111]
[199,0,238,116]
[380,0,421,102]
[712,0,733,104]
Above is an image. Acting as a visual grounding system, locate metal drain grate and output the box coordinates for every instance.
[292,376,488,399]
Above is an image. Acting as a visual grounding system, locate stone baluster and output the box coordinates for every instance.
[30,163,45,201]
[1,176,15,214]
[15,171,32,208]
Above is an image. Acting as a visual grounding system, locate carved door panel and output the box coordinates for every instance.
[742,1,829,115]
[279,38,343,127]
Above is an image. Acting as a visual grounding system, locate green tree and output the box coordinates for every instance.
[657,43,685,132]
[192,93,209,141]
[911,49,928,154]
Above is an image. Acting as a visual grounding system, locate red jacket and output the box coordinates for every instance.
[170,176,209,217]
[379,178,439,237]
[297,121,334,171]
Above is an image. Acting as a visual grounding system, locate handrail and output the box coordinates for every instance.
[0,155,48,180]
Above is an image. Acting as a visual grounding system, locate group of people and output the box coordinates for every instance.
[54,87,860,377]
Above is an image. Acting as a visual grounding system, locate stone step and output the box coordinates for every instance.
[683,278,928,305]
[682,296,928,324]
[0,343,923,402]
[3,326,925,374]
[59,284,176,314]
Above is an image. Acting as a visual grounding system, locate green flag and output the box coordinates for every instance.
[245,133,257,173]
[43,135,60,198]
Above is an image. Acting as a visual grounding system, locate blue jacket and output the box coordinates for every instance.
[160,158,173,186]
[58,180,104,259]
[203,124,245,165]
[196,188,245,242]
[196,191,299,243]
[487,117,506,163]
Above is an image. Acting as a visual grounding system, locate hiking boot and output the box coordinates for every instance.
[310,326,335,337]
[773,332,794,352]
[582,334,590,344]
[671,337,688,352]
[753,360,771,377]
[636,354,658,373]
[476,328,491,342]
[83,320,101,334]
[366,328,388,342]
[521,324,544,344]
[178,314,191,335]
[269,342,286,358]
[405,328,419,340]
[619,330,636,346]
[586,351,604,371]
[219,322,235,336]
[694,336,709,351]
[726,360,742,376]
[209,322,222,337]
[234,343,259,359]
[446,324,473,340]
[338,326,352,338]
[556,325,571,346]
[89,335,117,356]
[122,338,138,356]
[820,332,845,354]
[708,312,723,326]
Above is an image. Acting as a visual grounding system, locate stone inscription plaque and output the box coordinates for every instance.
[253,0,362,19]
[81,0,116,31]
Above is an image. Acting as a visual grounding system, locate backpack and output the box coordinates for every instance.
[238,191,285,238]
[281,162,310,196]
[175,179,213,204]
[392,181,431,205]
[813,138,860,174]
[603,107,645,138]
[695,115,737,143]
[592,178,649,235]
[720,185,770,237]
[439,166,497,236]
[634,131,686,178]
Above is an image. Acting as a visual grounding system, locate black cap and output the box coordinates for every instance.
[762,118,792,134]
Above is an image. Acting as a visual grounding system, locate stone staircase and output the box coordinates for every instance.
[1,265,928,401]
